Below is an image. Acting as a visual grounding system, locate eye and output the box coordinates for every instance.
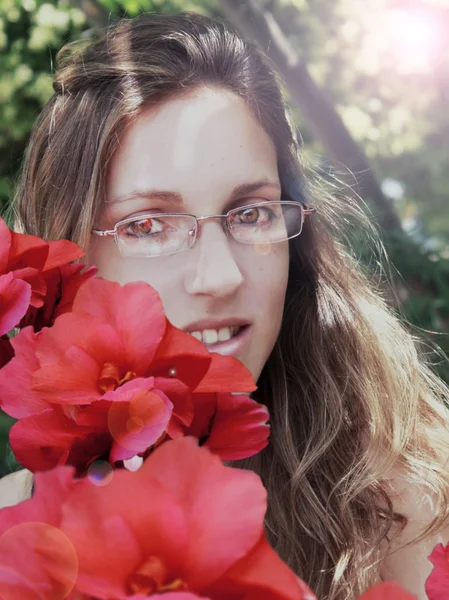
[231,204,277,226]
[237,207,260,224]
[124,216,163,237]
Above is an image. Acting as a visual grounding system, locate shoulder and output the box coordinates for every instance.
[380,462,449,600]
[0,469,33,508]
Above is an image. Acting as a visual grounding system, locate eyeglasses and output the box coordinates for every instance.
[91,201,315,258]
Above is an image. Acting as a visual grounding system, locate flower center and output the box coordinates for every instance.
[127,555,187,595]
[98,362,136,393]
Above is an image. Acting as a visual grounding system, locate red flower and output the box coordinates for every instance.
[426,542,449,600]
[182,390,270,461]
[0,272,30,337]
[359,582,417,599]
[0,467,81,600]
[0,335,14,369]
[0,278,265,473]
[19,261,98,332]
[0,217,91,337]
[0,438,305,600]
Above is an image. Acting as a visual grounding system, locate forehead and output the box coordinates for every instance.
[106,86,279,211]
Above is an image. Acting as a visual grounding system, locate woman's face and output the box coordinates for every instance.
[88,86,289,381]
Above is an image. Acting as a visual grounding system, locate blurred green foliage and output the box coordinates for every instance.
[0,0,448,476]
[0,0,87,209]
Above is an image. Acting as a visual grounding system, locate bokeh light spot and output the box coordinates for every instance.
[0,522,78,599]
[87,460,114,487]
[126,415,144,433]
[253,241,272,256]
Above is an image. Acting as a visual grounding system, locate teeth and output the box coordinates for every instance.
[202,329,218,344]
[189,326,241,344]
[218,326,232,342]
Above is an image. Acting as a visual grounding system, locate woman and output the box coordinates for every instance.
[1,11,449,599]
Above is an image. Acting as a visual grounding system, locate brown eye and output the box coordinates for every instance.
[237,207,260,224]
[130,217,154,235]
[123,216,165,238]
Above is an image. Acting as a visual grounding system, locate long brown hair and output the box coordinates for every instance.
[13,12,449,599]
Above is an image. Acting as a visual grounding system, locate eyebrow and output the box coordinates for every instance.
[108,179,281,207]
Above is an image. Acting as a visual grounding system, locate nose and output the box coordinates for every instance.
[184,220,243,297]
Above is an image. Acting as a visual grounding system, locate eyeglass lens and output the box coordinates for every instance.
[115,202,303,258]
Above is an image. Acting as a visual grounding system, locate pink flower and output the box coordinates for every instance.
[19,262,98,332]
[0,217,85,332]
[0,272,30,337]
[0,438,305,600]
[0,278,266,473]
[0,335,14,369]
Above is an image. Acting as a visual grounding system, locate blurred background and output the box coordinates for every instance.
[0,0,448,476]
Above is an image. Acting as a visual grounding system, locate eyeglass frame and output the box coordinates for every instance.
[91,200,316,258]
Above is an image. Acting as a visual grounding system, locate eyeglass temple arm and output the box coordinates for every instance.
[91,229,115,237]
[303,207,316,216]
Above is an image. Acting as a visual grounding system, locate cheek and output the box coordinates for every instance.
[256,240,288,287]
[244,242,289,319]
[87,238,180,293]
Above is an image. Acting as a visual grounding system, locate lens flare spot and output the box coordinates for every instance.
[107,388,172,457]
[87,460,114,487]
[253,241,272,256]
[126,415,145,433]
[0,522,78,599]
[385,8,443,73]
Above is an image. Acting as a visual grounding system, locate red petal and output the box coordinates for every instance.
[8,231,49,271]
[9,409,95,472]
[0,273,31,336]
[62,514,141,599]
[36,314,124,369]
[204,393,270,461]
[184,393,217,440]
[194,353,256,393]
[209,536,307,600]
[127,595,205,600]
[0,335,14,368]
[19,264,97,332]
[52,264,97,320]
[359,582,418,600]
[154,377,194,427]
[0,327,48,418]
[0,467,82,599]
[61,465,188,591]
[426,543,449,600]
[0,563,53,600]
[140,437,267,590]
[6,266,46,310]
[72,279,166,372]
[105,379,173,462]
[0,217,12,272]
[43,239,84,271]
[151,321,211,388]
[19,270,59,330]
[0,467,76,533]
[0,523,79,599]
[32,344,102,405]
